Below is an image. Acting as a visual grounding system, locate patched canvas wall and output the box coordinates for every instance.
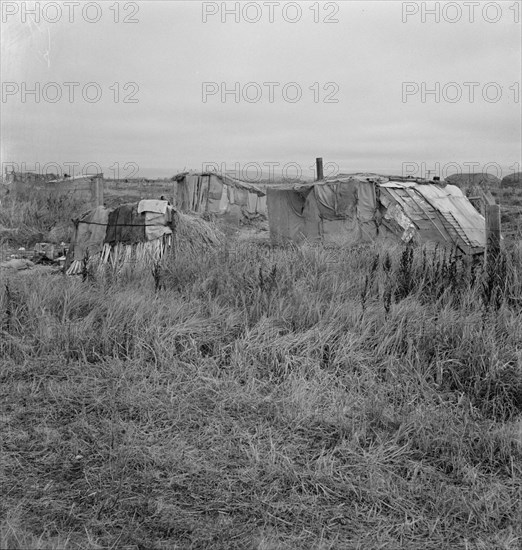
[176,173,265,222]
[268,179,378,245]
[267,187,310,242]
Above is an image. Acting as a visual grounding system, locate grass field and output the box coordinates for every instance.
[1,193,522,549]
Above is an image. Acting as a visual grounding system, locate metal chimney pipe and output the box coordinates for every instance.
[316,158,324,181]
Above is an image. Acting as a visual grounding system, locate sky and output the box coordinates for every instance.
[1,0,521,181]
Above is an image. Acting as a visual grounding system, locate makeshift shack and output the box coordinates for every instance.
[267,174,486,254]
[11,173,104,207]
[65,199,174,275]
[173,172,266,223]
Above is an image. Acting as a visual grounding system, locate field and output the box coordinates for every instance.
[102,179,176,210]
[1,192,522,549]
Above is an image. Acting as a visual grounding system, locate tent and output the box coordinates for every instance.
[65,200,174,275]
[172,172,266,223]
[267,174,486,254]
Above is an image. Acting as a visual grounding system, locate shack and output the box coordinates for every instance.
[267,174,486,254]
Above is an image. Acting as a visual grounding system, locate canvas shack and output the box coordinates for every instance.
[65,199,174,275]
[10,172,104,208]
[173,172,266,224]
[267,174,486,254]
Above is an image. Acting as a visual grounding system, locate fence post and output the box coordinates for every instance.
[172,179,177,206]
[485,204,501,268]
[316,158,323,181]
[94,174,104,206]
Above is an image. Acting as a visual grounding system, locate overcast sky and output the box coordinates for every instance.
[1,1,521,180]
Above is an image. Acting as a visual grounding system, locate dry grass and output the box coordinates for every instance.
[1,198,521,549]
[0,193,84,248]
[172,211,226,257]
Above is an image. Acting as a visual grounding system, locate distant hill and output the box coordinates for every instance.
[445,173,501,188]
[501,172,522,187]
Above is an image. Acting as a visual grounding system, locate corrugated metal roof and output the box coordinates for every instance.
[414,184,485,248]
[380,183,485,250]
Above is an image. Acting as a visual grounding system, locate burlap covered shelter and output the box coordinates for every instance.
[65,200,174,274]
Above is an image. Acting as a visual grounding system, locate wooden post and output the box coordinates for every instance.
[94,174,104,206]
[316,157,323,181]
[172,179,178,207]
[485,204,501,267]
